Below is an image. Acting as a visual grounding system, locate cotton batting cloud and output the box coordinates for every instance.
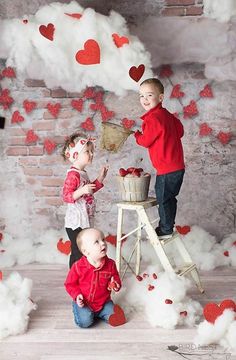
[0,271,37,340]
[115,267,202,330]
[203,0,236,22]
[0,1,153,96]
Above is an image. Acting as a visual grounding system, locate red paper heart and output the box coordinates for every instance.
[90,102,101,111]
[199,84,213,98]
[75,39,100,65]
[23,19,28,24]
[11,111,24,123]
[108,304,126,327]
[159,65,173,78]
[203,299,236,323]
[176,225,191,235]
[121,118,135,129]
[152,273,158,279]
[136,275,143,281]
[170,84,185,98]
[129,64,145,82]
[100,106,115,122]
[2,67,16,78]
[25,130,39,144]
[57,238,71,255]
[223,251,229,257]
[0,233,3,241]
[148,284,155,291]
[95,91,104,104]
[47,103,61,118]
[39,23,55,41]
[64,13,82,19]
[112,33,129,48]
[183,100,198,118]
[217,131,232,145]
[0,89,14,109]
[83,87,96,99]
[44,139,56,154]
[199,123,213,136]
[180,311,188,317]
[71,99,83,112]
[165,299,173,304]
[0,271,2,281]
[80,117,95,131]
[23,100,37,114]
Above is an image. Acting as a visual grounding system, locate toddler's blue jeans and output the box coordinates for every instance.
[155,169,185,234]
[72,300,114,328]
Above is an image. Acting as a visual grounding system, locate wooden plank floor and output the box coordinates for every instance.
[1,265,236,360]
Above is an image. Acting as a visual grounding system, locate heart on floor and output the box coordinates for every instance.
[108,304,126,327]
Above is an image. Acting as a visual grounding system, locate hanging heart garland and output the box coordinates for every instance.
[44,139,56,154]
[23,100,37,114]
[100,105,115,122]
[1,67,16,78]
[199,123,213,136]
[71,99,83,112]
[129,64,145,82]
[25,130,39,144]
[75,39,100,65]
[159,65,173,78]
[121,118,135,129]
[112,33,129,48]
[47,103,61,118]
[217,131,232,145]
[199,84,213,98]
[11,111,24,123]
[39,23,55,41]
[80,117,95,131]
[0,89,14,109]
[83,87,96,99]
[170,84,185,98]
[183,100,198,118]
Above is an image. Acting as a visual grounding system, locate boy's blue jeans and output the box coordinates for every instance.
[72,300,114,328]
[155,169,185,234]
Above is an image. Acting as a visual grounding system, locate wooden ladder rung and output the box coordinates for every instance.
[175,263,196,276]
[159,231,179,245]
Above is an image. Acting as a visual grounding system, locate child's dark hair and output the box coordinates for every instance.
[140,78,164,94]
[61,131,87,160]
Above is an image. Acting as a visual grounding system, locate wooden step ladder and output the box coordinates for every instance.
[116,197,204,293]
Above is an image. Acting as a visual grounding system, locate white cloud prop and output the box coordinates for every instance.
[0,1,152,95]
[195,310,236,350]
[0,271,37,340]
[203,0,236,22]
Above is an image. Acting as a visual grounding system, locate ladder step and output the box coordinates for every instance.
[160,231,179,245]
[175,263,196,276]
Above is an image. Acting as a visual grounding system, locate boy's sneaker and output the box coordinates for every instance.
[155,227,173,240]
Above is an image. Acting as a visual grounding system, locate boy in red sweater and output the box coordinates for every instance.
[64,228,126,328]
[134,78,185,239]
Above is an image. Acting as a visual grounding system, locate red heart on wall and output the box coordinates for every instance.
[199,84,213,98]
[90,102,102,111]
[39,23,55,41]
[64,13,82,19]
[80,117,95,131]
[176,225,191,235]
[23,100,37,114]
[159,65,173,78]
[44,139,56,154]
[57,238,71,255]
[217,131,232,145]
[112,33,129,48]
[2,67,16,78]
[100,106,115,122]
[199,123,213,136]
[25,130,39,144]
[170,84,185,98]
[71,99,83,112]
[0,89,14,109]
[203,299,236,323]
[75,39,100,65]
[129,64,145,82]
[83,87,96,99]
[11,111,24,123]
[121,118,135,129]
[47,103,61,118]
[108,304,126,326]
[183,100,198,118]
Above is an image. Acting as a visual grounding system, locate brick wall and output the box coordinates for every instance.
[162,0,203,16]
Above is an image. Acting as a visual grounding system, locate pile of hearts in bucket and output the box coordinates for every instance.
[119,167,149,177]
[203,299,236,324]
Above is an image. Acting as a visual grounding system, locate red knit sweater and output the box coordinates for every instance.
[135,103,185,175]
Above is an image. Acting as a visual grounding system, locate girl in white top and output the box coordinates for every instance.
[62,132,108,268]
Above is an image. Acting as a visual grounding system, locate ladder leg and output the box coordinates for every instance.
[135,213,141,275]
[190,268,204,293]
[137,208,174,273]
[116,207,123,273]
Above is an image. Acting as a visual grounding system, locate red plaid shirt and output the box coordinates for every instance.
[64,256,121,312]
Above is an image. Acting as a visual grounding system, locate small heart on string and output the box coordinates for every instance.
[199,123,213,136]
[216,131,232,145]
[170,84,185,98]
[199,84,213,98]
[47,103,61,118]
[23,100,37,114]
[44,139,56,154]
[80,117,95,131]
[121,118,135,129]
[2,67,16,78]
[183,100,198,118]
[83,87,96,99]
[100,106,115,122]
[11,111,24,123]
[71,99,83,112]
[25,130,39,144]
[159,65,173,78]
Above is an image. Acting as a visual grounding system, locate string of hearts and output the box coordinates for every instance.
[0,66,136,155]
[159,65,232,145]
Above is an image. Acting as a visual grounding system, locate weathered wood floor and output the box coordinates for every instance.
[1,264,236,360]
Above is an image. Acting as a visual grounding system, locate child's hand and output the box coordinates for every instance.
[76,294,84,307]
[97,166,109,183]
[107,277,120,292]
[134,130,141,138]
[82,183,96,195]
